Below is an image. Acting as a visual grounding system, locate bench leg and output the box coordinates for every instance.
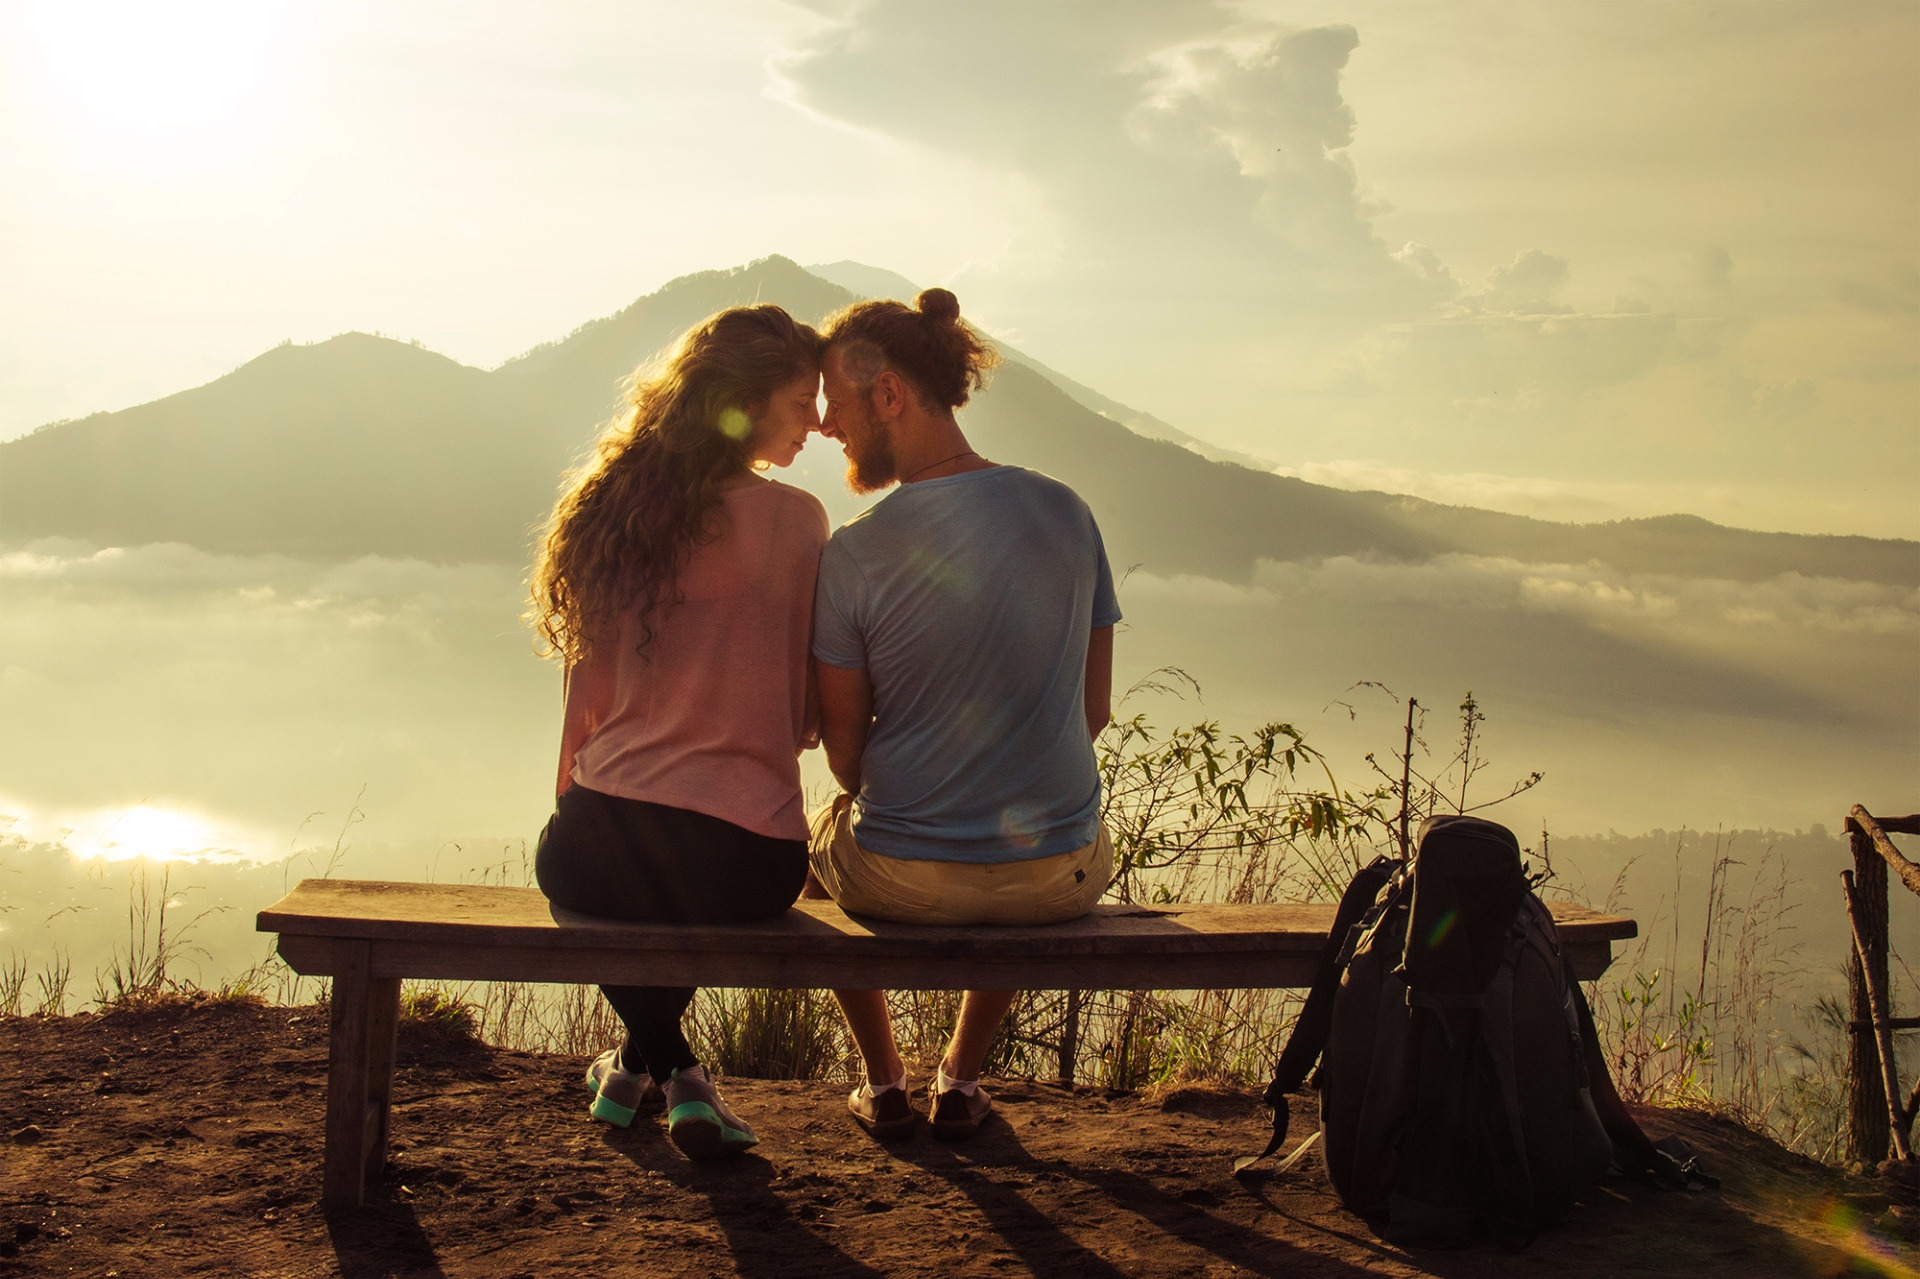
[363,976,402,1181]
[322,942,402,1210]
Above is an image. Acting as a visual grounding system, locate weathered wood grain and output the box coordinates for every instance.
[259,880,1637,961]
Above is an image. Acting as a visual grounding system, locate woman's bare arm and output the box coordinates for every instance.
[800,657,823,753]
[555,650,617,799]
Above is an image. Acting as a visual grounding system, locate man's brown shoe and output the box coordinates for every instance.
[930,1083,992,1140]
[847,1081,917,1138]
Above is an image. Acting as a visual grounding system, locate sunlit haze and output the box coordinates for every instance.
[2,0,1913,536]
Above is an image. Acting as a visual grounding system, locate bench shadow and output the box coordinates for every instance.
[884,1117,1378,1279]
[323,1199,445,1279]
[886,1125,1132,1279]
[598,1128,888,1279]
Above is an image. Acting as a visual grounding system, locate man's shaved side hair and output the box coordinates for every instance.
[821,287,1001,411]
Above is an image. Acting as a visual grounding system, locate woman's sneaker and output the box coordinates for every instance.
[665,1065,758,1160]
[846,1075,917,1139]
[584,1048,664,1127]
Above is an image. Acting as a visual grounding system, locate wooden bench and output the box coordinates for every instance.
[257,878,1638,1209]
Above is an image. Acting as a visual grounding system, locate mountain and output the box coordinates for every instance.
[2,256,1915,588]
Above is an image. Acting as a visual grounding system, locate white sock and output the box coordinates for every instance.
[866,1069,907,1095]
[937,1067,978,1096]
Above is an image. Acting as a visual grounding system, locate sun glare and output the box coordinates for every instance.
[8,2,299,174]
[2,799,266,863]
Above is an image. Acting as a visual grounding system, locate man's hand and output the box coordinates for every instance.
[816,659,874,794]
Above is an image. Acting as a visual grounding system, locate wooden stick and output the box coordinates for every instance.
[1846,819,1893,1163]
[1848,1017,1920,1033]
[1850,806,1920,900]
[1843,869,1912,1161]
[1397,698,1417,859]
[1860,813,1920,837]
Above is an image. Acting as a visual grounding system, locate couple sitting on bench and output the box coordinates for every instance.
[528,289,1121,1162]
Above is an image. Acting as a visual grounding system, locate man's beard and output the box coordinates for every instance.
[842,394,898,495]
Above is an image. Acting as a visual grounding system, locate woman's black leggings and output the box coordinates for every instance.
[534,784,808,1083]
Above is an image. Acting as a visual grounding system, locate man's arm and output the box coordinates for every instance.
[816,659,873,794]
[1085,625,1114,741]
[1082,618,1113,737]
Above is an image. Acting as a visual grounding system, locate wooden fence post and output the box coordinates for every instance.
[1846,812,1894,1165]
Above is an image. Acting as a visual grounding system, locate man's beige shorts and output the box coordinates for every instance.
[807,795,1113,926]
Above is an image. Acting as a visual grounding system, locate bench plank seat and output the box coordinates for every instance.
[256,878,1637,1208]
[262,879,1636,989]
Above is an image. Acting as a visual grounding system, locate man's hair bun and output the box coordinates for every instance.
[822,288,999,409]
[916,288,961,323]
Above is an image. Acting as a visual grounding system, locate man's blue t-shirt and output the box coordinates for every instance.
[812,465,1122,864]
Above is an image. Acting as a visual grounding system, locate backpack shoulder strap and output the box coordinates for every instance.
[1233,855,1401,1176]
[1565,959,1719,1191]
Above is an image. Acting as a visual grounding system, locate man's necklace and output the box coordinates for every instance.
[903,450,979,483]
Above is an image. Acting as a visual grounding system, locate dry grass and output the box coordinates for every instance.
[6,682,1875,1165]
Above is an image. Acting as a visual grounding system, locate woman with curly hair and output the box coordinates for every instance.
[529,304,828,1161]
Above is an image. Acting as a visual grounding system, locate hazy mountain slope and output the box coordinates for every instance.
[805,259,1281,472]
[0,335,550,559]
[2,256,1914,589]
[1355,500,1919,586]
[962,361,1437,575]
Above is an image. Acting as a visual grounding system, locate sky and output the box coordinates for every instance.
[1,0,1914,537]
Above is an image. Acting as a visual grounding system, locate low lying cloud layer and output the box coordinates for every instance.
[3,535,1912,870]
[0,540,557,854]
[0,538,519,603]
[1126,553,1920,638]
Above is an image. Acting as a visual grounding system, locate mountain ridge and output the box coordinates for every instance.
[1,256,1914,586]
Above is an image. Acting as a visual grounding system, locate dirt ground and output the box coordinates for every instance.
[2,998,1915,1278]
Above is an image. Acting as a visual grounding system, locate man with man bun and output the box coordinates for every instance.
[808,287,1121,1139]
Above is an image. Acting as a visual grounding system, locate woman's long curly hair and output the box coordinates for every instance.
[529,304,821,664]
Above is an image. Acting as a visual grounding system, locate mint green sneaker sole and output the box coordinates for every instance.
[668,1101,757,1160]
[585,1063,640,1127]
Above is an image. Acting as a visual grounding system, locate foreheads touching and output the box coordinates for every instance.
[820,343,898,495]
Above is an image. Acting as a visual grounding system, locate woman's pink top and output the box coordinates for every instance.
[565,479,829,841]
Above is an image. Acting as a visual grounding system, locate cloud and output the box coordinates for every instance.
[0,538,516,602]
[1267,461,1719,525]
[0,539,527,650]
[1123,554,1919,639]
[1835,263,1920,315]
[1725,372,1819,423]
[1391,241,1459,294]
[1128,25,1373,252]
[1357,307,1676,397]
[1695,245,1735,292]
[1475,249,1572,316]
[775,6,1431,316]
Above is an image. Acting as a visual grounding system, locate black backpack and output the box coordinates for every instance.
[1235,814,1712,1247]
